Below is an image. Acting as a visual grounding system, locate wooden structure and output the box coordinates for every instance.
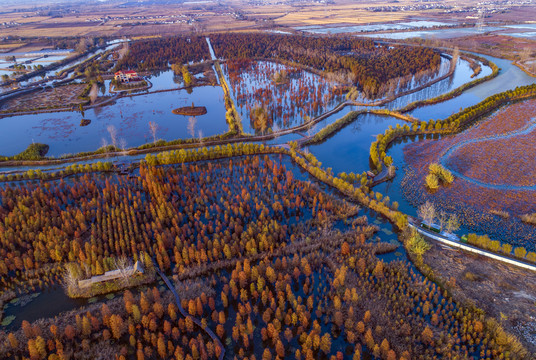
[78,261,143,288]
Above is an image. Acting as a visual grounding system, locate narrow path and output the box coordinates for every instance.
[408,220,536,272]
[205,37,217,61]
[154,261,225,360]
[439,118,536,191]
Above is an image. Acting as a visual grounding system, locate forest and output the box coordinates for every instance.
[112,33,441,98]
[114,36,210,71]
[0,155,528,359]
[210,33,441,98]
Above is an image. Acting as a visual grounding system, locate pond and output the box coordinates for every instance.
[385,56,492,111]
[221,60,345,134]
[296,20,454,34]
[306,113,407,176]
[407,54,536,121]
[0,85,228,157]
[361,26,503,40]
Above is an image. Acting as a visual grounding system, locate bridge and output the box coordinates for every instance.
[153,260,225,360]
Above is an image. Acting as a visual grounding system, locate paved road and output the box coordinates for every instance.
[409,220,536,272]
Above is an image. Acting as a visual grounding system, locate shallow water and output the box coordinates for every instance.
[408,54,536,120]
[307,113,407,176]
[297,20,453,34]
[0,86,228,157]
[361,26,503,40]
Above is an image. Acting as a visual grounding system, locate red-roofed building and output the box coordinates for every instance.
[114,70,139,82]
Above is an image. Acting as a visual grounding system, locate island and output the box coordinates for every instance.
[172,103,207,116]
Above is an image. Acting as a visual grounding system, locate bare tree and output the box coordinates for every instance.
[451,47,460,72]
[119,138,127,152]
[187,116,197,138]
[437,211,448,232]
[63,263,81,292]
[82,263,92,280]
[114,256,132,286]
[107,125,117,148]
[445,214,461,234]
[149,121,158,143]
[118,40,129,60]
[418,201,436,226]
[89,83,99,104]
[272,122,280,138]
[76,38,88,53]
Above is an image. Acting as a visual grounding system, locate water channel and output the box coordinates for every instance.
[1,45,536,331]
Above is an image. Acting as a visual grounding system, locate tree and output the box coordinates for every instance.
[514,247,527,259]
[262,348,272,360]
[7,333,18,348]
[320,333,331,354]
[149,122,159,144]
[407,229,431,257]
[425,173,439,190]
[421,326,434,345]
[182,66,193,86]
[445,213,460,234]
[64,325,76,340]
[418,201,435,226]
[437,211,448,232]
[157,335,167,359]
[82,316,92,337]
[109,314,124,340]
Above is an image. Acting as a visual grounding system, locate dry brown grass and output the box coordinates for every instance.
[0,43,24,49]
[0,0,532,37]
[424,241,536,354]
[490,209,510,219]
[520,213,536,225]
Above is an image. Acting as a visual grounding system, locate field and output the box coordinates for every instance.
[401,98,536,248]
[423,239,536,353]
[0,0,534,38]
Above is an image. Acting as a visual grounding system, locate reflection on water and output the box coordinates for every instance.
[307,113,407,176]
[408,54,536,120]
[296,21,453,34]
[0,86,228,157]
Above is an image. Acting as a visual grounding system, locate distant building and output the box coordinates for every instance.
[77,260,144,288]
[114,70,139,82]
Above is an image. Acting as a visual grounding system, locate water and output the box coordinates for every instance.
[361,27,503,40]
[0,86,228,157]
[297,21,453,34]
[408,54,536,120]
[503,24,536,30]
[2,287,87,330]
[307,113,407,176]
[503,32,536,39]
[221,60,345,134]
[386,57,492,111]
[0,54,490,159]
